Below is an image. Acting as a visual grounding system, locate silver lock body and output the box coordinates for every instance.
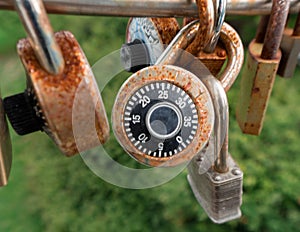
[188,152,243,224]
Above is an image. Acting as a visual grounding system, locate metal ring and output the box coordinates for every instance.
[156,21,244,92]
[185,0,215,55]
[145,102,183,140]
[14,0,64,75]
[204,0,227,53]
[218,22,244,92]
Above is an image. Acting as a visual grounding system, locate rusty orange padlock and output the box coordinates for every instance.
[4,0,109,156]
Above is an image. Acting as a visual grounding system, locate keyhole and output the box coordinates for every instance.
[146,102,182,140]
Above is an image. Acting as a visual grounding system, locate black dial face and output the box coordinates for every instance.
[123,81,199,158]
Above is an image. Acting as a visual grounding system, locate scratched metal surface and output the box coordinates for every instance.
[0,0,299,16]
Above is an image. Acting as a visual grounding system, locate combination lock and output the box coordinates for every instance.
[124,81,198,158]
[113,65,214,167]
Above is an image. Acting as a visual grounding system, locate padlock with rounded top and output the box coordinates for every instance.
[121,17,180,72]
[236,0,290,135]
[182,0,228,76]
[4,0,109,156]
[196,0,227,76]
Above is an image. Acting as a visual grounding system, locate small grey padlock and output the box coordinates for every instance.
[188,151,243,224]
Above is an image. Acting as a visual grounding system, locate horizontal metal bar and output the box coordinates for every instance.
[0,0,299,16]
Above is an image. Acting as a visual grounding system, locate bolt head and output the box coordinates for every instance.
[232,168,242,176]
[214,175,222,181]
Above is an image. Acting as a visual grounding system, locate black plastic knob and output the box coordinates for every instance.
[120,39,150,73]
[3,90,44,135]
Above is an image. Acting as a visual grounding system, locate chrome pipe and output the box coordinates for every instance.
[0,0,299,16]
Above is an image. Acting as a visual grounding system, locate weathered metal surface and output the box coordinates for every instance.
[0,0,299,16]
[15,0,64,75]
[186,0,215,55]
[188,0,227,76]
[186,22,244,92]
[261,0,290,60]
[0,95,12,187]
[112,65,214,167]
[188,154,243,224]
[278,28,300,77]
[255,15,270,43]
[236,41,281,135]
[126,17,179,65]
[17,31,109,156]
[236,0,289,135]
[151,18,180,45]
[197,44,227,76]
[278,12,300,78]
[293,12,300,36]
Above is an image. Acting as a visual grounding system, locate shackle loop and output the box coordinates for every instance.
[157,20,244,92]
[261,0,290,60]
[14,0,65,75]
[185,0,215,55]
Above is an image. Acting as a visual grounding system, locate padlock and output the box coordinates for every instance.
[236,0,289,135]
[184,0,244,223]
[3,0,109,156]
[113,21,214,167]
[113,18,243,167]
[0,92,12,187]
[183,22,244,92]
[277,12,300,78]
[181,0,227,76]
[120,17,180,72]
[195,0,227,76]
[188,152,243,224]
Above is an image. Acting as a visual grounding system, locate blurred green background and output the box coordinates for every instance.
[0,10,299,232]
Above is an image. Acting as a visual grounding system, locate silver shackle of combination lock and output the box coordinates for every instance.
[14,0,65,75]
[157,19,244,172]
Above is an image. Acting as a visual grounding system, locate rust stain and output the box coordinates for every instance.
[17,31,109,156]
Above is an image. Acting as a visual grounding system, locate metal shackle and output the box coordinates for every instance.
[204,0,227,53]
[157,20,244,92]
[14,0,64,75]
[185,0,215,55]
[157,20,243,172]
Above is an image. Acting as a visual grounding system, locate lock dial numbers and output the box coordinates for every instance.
[124,81,198,158]
[113,65,215,167]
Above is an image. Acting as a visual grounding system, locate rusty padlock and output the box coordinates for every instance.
[183,0,227,76]
[113,21,215,167]
[112,12,243,167]
[121,17,180,72]
[277,11,300,78]
[236,0,290,135]
[4,0,109,156]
